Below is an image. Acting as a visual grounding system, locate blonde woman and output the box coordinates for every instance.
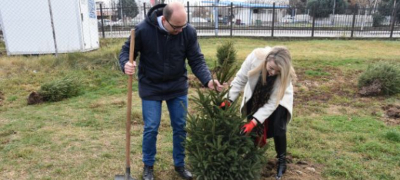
[225,46,296,179]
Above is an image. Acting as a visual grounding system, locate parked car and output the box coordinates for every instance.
[131,18,142,25]
[281,16,297,23]
[98,19,113,27]
[191,17,208,23]
[113,19,124,26]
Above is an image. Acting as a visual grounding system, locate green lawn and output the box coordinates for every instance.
[1,38,400,179]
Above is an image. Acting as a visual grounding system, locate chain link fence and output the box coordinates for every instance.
[96,1,400,39]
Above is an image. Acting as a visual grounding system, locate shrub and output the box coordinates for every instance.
[38,77,81,102]
[216,41,237,67]
[358,62,400,95]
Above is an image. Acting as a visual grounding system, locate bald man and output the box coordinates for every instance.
[119,2,223,180]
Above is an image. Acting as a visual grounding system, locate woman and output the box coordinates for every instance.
[225,46,296,179]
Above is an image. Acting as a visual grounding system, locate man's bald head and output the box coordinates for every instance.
[163,2,186,21]
[162,2,187,35]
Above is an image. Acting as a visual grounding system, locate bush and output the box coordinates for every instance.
[216,41,237,67]
[358,62,400,95]
[38,77,81,102]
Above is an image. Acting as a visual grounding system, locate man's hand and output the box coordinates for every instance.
[219,100,231,110]
[240,120,257,136]
[124,61,136,75]
[207,80,226,92]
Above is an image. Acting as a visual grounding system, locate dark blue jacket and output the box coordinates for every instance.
[119,4,211,100]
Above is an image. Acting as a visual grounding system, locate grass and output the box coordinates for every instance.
[1,38,400,179]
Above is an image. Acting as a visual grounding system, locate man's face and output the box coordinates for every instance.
[163,11,187,35]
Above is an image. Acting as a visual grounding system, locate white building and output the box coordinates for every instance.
[0,0,99,55]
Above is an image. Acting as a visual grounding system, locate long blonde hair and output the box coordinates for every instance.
[248,46,297,104]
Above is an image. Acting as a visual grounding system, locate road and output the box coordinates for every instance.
[99,29,400,38]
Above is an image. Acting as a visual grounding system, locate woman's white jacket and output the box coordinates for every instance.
[227,47,294,124]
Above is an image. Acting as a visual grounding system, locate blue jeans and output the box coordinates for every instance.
[141,95,188,167]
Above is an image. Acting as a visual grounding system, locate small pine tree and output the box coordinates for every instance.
[186,58,267,180]
[38,77,81,102]
[216,41,237,67]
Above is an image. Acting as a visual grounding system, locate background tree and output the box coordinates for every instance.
[288,0,307,14]
[378,0,400,22]
[307,0,348,18]
[118,0,139,19]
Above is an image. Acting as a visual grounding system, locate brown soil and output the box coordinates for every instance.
[27,91,43,105]
[261,155,324,180]
[382,105,400,125]
[358,79,383,96]
[0,91,4,106]
[188,74,202,88]
[294,67,357,105]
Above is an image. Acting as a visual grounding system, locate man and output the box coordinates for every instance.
[119,2,223,180]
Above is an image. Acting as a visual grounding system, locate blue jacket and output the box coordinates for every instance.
[119,4,211,100]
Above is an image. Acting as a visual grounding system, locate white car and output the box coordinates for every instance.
[98,19,113,26]
[191,17,208,23]
[281,16,297,23]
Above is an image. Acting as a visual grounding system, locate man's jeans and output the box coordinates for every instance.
[142,95,188,167]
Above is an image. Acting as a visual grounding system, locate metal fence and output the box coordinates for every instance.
[96,2,400,39]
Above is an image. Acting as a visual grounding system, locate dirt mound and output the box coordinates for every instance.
[188,74,202,88]
[381,105,400,125]
[261,155,323,180]
[0,91,4,106]
[27,91,43,105]
[359,79,382,96]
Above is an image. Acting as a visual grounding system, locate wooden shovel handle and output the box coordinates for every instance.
[126,29,135,169]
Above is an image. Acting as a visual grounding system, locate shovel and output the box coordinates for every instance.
[115,29,136,180]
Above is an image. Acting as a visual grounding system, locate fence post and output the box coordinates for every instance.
[100,3,105,38]
[390,6,397,38]
[47,0,58,57]
[187,1,190,24]
[271,3,275,37]
[311,7,316,38]
[230,2,233,37]
[143,3,147,19]
[351,4,358,38]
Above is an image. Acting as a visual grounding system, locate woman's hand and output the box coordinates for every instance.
[240,119,257,135]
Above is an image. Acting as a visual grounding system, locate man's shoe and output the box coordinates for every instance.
[142,165,154,180]
[175,166,193,180]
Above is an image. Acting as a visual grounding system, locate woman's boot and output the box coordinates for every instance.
[274,134,287,180]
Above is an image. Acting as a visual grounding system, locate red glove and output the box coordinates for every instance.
[240,120,257,135]
[219,100,231,110]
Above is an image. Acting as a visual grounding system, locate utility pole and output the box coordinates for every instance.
[332,0,336,25]
[214,0,220,36]
[373,0,378,13]
[120,0,123,21]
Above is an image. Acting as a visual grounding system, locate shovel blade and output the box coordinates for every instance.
[115,175,136,180]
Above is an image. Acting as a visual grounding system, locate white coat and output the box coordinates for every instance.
[227,47,294,124]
